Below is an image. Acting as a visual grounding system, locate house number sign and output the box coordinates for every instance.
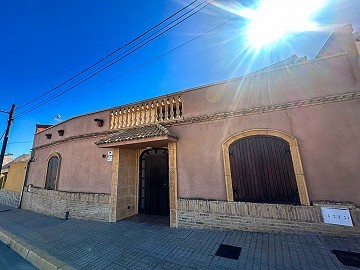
[107,151,113,162]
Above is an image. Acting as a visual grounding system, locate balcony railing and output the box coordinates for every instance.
[110,95,183,129]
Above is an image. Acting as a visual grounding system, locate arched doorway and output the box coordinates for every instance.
[139,149,169,216]
[229,135,300,204]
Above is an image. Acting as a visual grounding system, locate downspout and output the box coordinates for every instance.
[18,151,34,209]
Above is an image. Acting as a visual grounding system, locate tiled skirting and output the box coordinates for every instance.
[21,186,110,221]
[177,199,360,235]
[0,189,20,208]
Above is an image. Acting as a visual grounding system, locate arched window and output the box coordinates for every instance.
[222,129,310,205]
[229,136,300,204]
[45,154,60,190]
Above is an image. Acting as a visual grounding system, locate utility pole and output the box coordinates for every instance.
[0,104,15,170]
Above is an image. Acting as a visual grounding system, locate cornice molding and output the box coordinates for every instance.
[164,91,360,127]
[33,130,119,150]
[33,90,360,150]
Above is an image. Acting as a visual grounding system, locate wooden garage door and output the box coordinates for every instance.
[229,136,300,204]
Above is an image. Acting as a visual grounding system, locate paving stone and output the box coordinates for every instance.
[0,204,359,269]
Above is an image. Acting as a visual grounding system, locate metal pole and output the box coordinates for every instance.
[0,104,15,170]
[18,151,34,209]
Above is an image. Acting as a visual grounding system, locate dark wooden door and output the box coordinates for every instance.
[140,150,169,216]
[229,136,300,204]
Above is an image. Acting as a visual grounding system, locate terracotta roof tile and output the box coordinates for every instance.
[95,124,178,145]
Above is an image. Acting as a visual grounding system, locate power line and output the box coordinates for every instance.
[15,0,216,119]
[16,17,238,119]
[67,0,213,83]
[8,141,33,144]
[16,0,199,111]
[0,130,6,141]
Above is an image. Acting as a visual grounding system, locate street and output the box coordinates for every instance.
[0,241,37,270]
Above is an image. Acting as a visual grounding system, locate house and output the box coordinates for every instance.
[0,153,13,188]
[0,154,30,208]
[23,25,360,234]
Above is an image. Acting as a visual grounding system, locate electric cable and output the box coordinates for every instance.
[66,0,214,82]
[8,141,33,144]
[41,0,213,100]
[0,130,6,141]
[17,0,199,110]
[16,0,214,117]
[15,0,216,118]
[15,16,237,119]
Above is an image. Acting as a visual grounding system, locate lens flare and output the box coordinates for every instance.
[244,0,326,48]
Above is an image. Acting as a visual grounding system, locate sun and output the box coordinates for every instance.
[244,0,326,48]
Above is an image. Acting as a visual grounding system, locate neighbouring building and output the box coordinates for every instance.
[0,154,30,208]
[0,154,14,190]
[0,154,14,184]
[2,153,14,168]
[0,154,12,189]
[23,25,360,234]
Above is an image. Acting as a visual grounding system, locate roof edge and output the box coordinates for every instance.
[35,50,350,134]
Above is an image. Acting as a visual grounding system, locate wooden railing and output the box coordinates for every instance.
[110,95,183,129]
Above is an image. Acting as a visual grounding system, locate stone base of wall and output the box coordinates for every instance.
[177,199,360,236]
[0,189,20,208]
[21,186,110,221]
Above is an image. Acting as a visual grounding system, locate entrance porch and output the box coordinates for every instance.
[95,124,178,227]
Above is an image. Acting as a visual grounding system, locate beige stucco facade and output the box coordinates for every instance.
[0,154,30,208]
[23,25,360,233]
[3,160,28,193]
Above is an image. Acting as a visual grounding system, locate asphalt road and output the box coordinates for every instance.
[0,242,37,270]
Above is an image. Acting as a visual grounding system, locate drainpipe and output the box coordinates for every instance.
[18,151,34,209]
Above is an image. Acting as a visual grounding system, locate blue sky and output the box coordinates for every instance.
[1,0,359,158]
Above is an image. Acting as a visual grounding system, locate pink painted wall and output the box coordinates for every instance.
[171,99,360,205]
[182,53,358,118]
[28,37,360,205]
[29,110,112,194]
[27,136,112,193]
[33,110,110,147]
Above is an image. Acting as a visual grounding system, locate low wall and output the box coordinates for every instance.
[21,186,110,221]
[177,199,360,235]
[0,189,20,208]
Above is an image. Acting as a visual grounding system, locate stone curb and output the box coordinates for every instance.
[0,227,75,270]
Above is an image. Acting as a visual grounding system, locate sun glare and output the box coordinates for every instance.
[243,0,326,48]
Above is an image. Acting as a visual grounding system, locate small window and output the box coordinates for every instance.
[45,156,60,190]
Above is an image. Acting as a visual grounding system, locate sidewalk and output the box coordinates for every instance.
[0,204,359,270]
